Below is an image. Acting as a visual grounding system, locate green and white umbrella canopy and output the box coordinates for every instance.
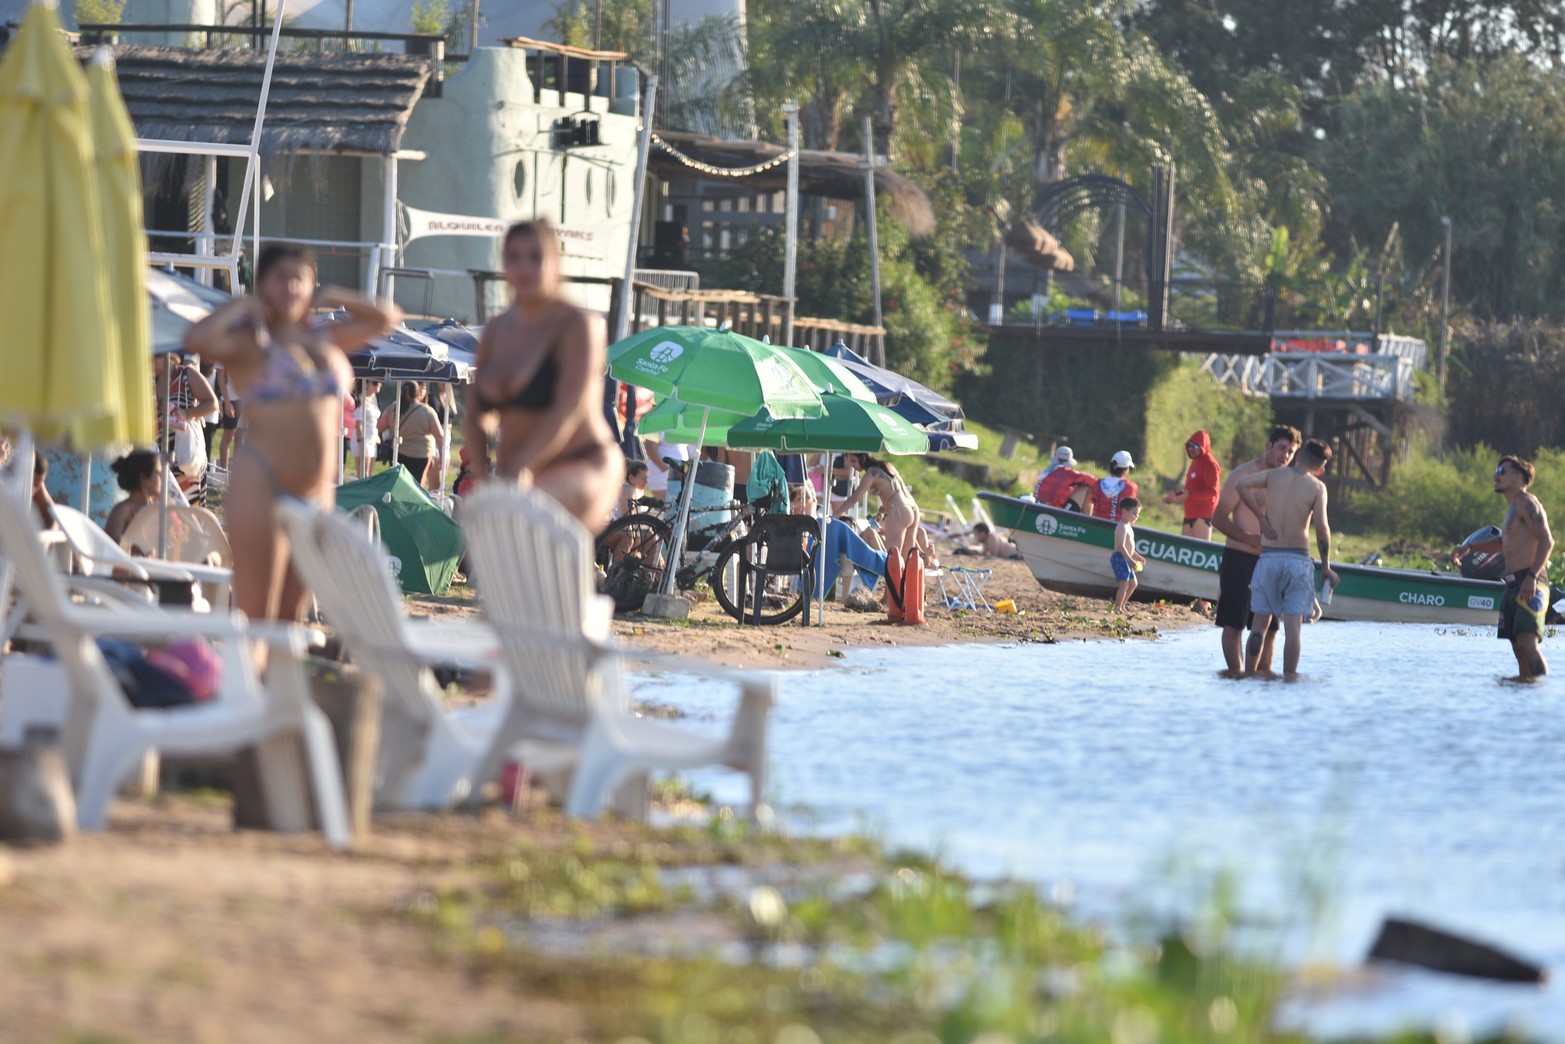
[636,398,748,445]
[726,393,932,455]
[769,344,877,403]
[608,326,824,419]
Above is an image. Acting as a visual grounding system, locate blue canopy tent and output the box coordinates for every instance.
[337,323,471,487]
[420,318,481,358]
[821,341,978,451]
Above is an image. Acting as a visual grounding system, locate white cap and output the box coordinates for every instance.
[1053,446,1076,467]
[1111,450,1135,469]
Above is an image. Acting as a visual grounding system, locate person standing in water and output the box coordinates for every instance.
[1233,438,1338,678]
[1211,424,1301,674]
[1452,456,1554,678]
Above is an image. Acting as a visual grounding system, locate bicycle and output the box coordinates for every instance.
[595,465,808,624]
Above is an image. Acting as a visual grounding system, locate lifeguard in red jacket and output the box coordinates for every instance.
[1089,451,1139,521]
[1033,445,1095,512]
[1162,430,1222,539]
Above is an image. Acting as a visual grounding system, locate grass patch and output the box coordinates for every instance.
[406,816,1313,1043]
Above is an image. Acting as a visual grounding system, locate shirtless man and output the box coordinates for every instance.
[1451,455,1553,679]
[1211,424,1300,674]
[1233,438,1338,678]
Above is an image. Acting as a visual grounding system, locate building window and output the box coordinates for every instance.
[514,160,527,200]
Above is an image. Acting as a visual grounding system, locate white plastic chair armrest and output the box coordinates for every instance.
[127,559,199,583]
[67,545,153,581]
[56,607,308,654]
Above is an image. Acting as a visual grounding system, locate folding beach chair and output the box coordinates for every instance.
[938,565,993,611]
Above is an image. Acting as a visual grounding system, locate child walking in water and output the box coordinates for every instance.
[1111,497,1146,612]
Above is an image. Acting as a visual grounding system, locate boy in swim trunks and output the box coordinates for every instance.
[1111,497,1146,612]
[1451,455,1553,678]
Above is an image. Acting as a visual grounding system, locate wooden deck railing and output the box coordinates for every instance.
[629,282,885,364]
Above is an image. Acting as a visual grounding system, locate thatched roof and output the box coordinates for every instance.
[78,44,433,162]
[650,129,936,238]
[1003,220,1075,272]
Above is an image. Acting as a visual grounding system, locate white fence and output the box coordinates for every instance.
[1201,351,1415,403]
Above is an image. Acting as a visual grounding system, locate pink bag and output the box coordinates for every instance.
[144,638,222,702]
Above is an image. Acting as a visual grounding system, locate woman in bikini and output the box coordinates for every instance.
[465,221,623,529]
[837,452,921,556]
[184,245,397,636]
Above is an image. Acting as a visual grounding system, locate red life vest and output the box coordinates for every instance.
[1089,476,1139,521]
[1034,467,1096,509]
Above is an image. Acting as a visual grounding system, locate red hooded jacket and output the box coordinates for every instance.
[1179,430,1221,520]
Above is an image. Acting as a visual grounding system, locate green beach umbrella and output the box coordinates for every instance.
[727,393,932,455]
[610,326,824,598]
[608,326,824,419]
[637,397,749,445]
[771,344,877,402]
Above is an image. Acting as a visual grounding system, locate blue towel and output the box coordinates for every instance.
[816,518,888,591]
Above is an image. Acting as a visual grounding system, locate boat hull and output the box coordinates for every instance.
[979,493,1504,627]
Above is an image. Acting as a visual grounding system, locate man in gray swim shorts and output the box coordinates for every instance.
[1232,438,1339,678]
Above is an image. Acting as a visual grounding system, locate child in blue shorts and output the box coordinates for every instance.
[1111,497,1146,612]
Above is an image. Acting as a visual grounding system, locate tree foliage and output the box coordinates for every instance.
[707,201,979,392]
[1320,55,1565,322]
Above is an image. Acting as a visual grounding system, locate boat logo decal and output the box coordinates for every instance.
[1034,514,1059,536]
[1137,539,1220,572]
[1400,592,1446,606]
[1467,595,1496,610]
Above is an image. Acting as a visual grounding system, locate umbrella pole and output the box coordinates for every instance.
[80,452,91,515]
[660,406,708,597]
[438,392,450,494]
[159,362,171,559]
[818,451,829,626]
[391,381,402,469]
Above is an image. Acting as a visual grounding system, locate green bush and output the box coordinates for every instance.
[1353,443,1565,546]
[74,0,125,25]
[1142,360,1275,489]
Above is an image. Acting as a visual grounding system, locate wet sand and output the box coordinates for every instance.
[407,552,1210,671]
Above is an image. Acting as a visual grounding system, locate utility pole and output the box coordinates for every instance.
[862,115,883,359]
[782,99,799,348]
[1439,215,1453,388]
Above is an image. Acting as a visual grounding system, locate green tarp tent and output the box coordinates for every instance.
[335,465,462,595]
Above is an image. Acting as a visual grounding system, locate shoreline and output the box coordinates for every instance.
[407,554,1212,671]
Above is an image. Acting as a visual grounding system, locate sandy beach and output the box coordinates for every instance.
[0,551,1211,1042]
[408,552,1209,672]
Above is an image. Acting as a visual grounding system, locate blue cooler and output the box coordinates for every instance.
[668,461,735,549]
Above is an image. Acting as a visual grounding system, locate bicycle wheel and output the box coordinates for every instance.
[596,514,673,613]
[711,541,809,625]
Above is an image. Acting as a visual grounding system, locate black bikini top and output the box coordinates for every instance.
[477,353,558,411]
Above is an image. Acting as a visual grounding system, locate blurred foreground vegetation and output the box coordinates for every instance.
[421,817,1323,1043]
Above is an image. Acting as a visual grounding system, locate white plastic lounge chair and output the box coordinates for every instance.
[52,504,232,611]
[119,504,235,605]
[459,484,775,820]
[276,499,509,809]
[0,490,350,848]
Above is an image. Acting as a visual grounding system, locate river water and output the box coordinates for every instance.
[642,622,1565,1040]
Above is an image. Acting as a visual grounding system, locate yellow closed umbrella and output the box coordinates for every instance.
[85,48,153,447]
[0,2,117,444]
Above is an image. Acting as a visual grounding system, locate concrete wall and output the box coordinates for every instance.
[398,44,642,321]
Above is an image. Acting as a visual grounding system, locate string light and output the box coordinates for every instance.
[651,133,796,177]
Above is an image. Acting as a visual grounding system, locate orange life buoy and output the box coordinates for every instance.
[902,550,926,625]
[885,550,904,624]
